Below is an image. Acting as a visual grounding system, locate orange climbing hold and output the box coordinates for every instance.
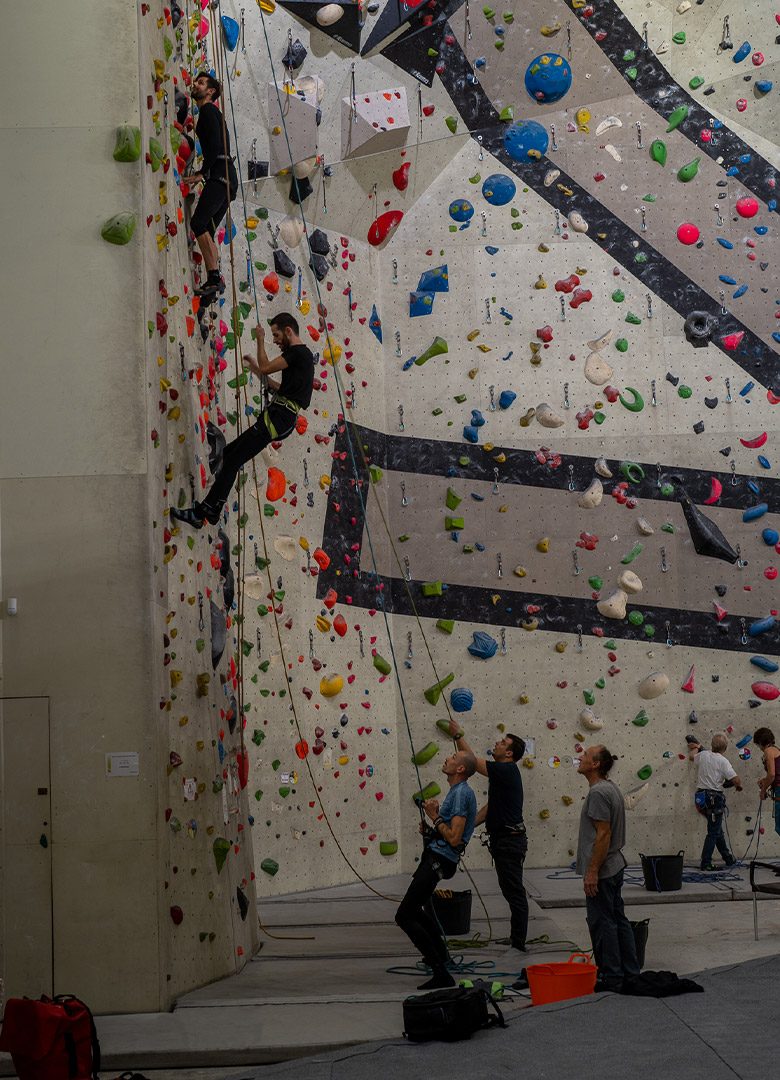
[266,467,286,501]
[295,413,308,434]
[313,547,331,570]
[263,271,280,295]
[323,587,338,609]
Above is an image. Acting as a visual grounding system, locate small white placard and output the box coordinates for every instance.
[106,752,139,777]
[525,738,536,758]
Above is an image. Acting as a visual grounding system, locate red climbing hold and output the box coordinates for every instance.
[713,602,728,621]
[555,273,580,293]
[536,325,554,343]
[676,222,700,245]
[266,466,286,501]
[237,750,249,789]
[295,739,310,759]
[703,476,723,505]
[392,162,411,191]
[681,665,695,694]
[736,197,759,218]
[333,613,348,637]
[170,905,184,925]
[367,210,404,246]
[295,414,308,434]
[752,681,780,701]
[740,432,768,448]
[570,287,593,308]
[721,331,745,351]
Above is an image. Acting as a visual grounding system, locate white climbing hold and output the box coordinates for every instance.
[544,168,560,187]
[624,782,650,810]
[604,144,622,162]
[595,116,623,136]
[297,75,326,104]
[588,328,614,352]
[568,211,589,233]
[273,536,298,560]
[597,588,628,620]
[293,156,318,179]
[676,0,691,12]
[279,215,305,247]
[316,3,345,26]
[579,707,604,732]
[578,478,604,509]
[636,517,654,536]
[535,402,565,428]
[638,671,670,699]
[584,351,614,385]
[656,41,669,55]
[595,457,613,479]
[618,569,643,594]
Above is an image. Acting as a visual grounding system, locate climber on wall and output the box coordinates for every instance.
[188,72,238,303]
[171,312,314,528]
[395,750,478,990]
[687,733,742,870]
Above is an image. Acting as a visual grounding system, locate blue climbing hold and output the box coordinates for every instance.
[504,119,549,161]
[475,57,487,69]
[482,173,516,206]
[369,303,382,343]
[751,655,779,672]
[726,166,739,176]
[221,221,237,245]
[524,53,573,104]
[743,503,768,522]
[221,15,240,51]
[749,615,777,637]
[733,41,751,63]
[485,245,499,255]
[467,631,498,659]
[463,425,479,443]
[755,226,768,235]
[756,81,773,94]
[417,265,449,293]
[450,687,475,712]
[449,199,474,222]
[717,238,734,249]
[498,390,517,409]
[758,455,771,470]
[762,528,779,545]
[773,332,780,344]
[471,409,486,427]
[733,284,748,299]
[748,480,761,496]
[719,275,737,285]
[739,382,754,396]
[409,291,435,317]
[738,154,752,164]
[471,492,485,501]
[736,734,753,749]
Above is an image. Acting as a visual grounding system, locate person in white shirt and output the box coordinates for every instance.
[687,734,742,870]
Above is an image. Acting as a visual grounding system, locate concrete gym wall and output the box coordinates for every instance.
[0,0,256,1014]
[205,0,779,901]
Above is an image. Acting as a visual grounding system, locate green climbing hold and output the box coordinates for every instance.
[633,709,650,727]
[436,618,455,634]
[649,139,667,166]
[445,517,465,531]
[252,729,265,746]
[458,455,470,466]
[373,653,392,675]
[432,407,443,416]
[604,640,616,650]
[379,840,398,856]
[437,718,461,737]
[625,312,642,325]
[227,372,248,389]
[261,858,279,876]
[672,31,686,45]
[589,576,603,591]
[415,337,448,366]
[369,465,383,484]
[594,412,606,424]
[666,105,689,132]
[637,765,653,781]
[644,624,656,638]
[622,49,636,62]
[462,544,475,554]
[148,136,164,171]
[642,194,657,203]
[677,157,701,183]
[469,173,482,184]
[619,387,644,412]
[445,116,458,134]
[628,611,644,626]
[483,6,495,17]
[412,742,439,766]
[498,105,514,121]
[595,677,606,690]
[101,212,136,245]
[634,252,648,265]
[503,11,514,22]
[278,786,290,799]
[689,75,704,90]
[611,289,625,303]
[625,67,638,81]
[113,125,141,162]
[424,673,455,705]
[661,523,676,534]
[678,385,692,398]
[446,487,463,510]
[583,689,595,706]
[413,781,442,804]
[422,580,444,596]
[615,338,629,353]
[660,483,675,497]
[621,543,643,564]
[213,837,231,874]
[619,461,645,484]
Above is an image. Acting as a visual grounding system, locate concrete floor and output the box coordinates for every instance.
[4,860,773,1077]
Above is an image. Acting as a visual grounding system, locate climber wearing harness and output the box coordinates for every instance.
[171,313,314,529]
[448,721,529,953]
[188,72,238,304]
[395,750,477,990]
[753,727,780,836]
[687,733,742,870]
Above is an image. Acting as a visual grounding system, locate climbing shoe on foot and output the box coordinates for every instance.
[417,970,456,991]
[195,275,225,303]
[170,505,205,529]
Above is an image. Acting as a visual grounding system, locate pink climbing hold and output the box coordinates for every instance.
[392,162,411,191]
[704,476,722,504]
[367,209,404,246]
[721,330,745,351]
[681,665,695,693]
[736,99,748,113]
[752,52,765,66]
[677,222,700,245]
[713,602,728,622]
[736,196,759,218]
[752,681,780,701]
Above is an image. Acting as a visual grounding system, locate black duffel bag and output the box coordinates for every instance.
[402,983,506,1042]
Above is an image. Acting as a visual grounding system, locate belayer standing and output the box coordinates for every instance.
[448,721,529,953]
[753,727,780,836]
[395,750,477,990]
[188,72,238,304]
[687,733,742,870]
[171,313,314,528]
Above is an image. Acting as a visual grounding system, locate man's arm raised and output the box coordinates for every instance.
[447,719,488,777]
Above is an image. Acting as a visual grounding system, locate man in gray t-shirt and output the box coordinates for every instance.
[576,745,639,991]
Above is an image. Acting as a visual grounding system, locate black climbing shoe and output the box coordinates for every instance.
[195,275,225,304]
[170,505,205,529]
[417,969,455,991]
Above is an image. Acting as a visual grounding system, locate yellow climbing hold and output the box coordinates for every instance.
[518,693,530,704]
[540,22,561,35]
[246,216,259,229]
[320,673,344,697]
[493,452,507,464]
[316,615,331,633]
[555,641,567,653]
[324,342,342,364]
[514,565,527,577]
[536,537,550,553]
[576,107,591,133]
[534,274,547,289]
[300,299,311,315]
[319,474,331,490]
[476,344,492,353]
[539,808,550,819]
[466,329,481,341]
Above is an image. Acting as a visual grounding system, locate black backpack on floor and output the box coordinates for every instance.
[402,982,506,1042]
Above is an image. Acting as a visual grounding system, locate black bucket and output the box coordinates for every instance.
[640,851,684,892]
[630,918,650,969]
[432,889,472,935]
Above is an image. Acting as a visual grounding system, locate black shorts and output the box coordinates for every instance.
[191,172,237,238]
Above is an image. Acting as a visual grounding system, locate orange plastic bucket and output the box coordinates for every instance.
[526,952,597,1006]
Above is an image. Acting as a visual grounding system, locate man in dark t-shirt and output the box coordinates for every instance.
[188,72,238,304]
[171,312,314,529]
[450,721,529,952]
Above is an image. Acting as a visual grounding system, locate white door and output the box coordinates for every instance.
[0,697,53,1001]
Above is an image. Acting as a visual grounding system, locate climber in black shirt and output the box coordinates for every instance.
[171,313,315,529]
[188,72,238,304]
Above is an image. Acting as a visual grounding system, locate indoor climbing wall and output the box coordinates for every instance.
[144,0,779,907]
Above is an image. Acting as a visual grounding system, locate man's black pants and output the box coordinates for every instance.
[202,404,296,514]
[395,848,456,968]
[585,868,640,988]
[490,831,529,949]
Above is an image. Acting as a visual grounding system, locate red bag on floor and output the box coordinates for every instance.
[0,995,100,1080]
